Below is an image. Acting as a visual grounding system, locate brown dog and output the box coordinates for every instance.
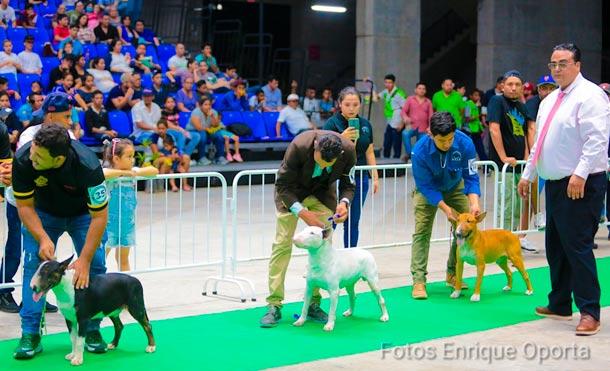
[449,210,533,302]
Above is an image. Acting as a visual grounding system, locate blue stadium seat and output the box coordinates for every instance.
[83,44,97,59]
[18,73,41,98]
[33,41,44,55]
[0,28,5,41]
[41,57,59,72]
[242,111,268,140]
[178,112,190,129]
[40,73,50,92]
[27,27,49,44]
[220,111,243,126]
[8,28,28,45]
[262,111,291,141]
[121,45,136,58]
[146,45,159,64]
[108,110,132,137]
[156,43,174,64]
[96,43,109,58]
[12,42,24,54]
[141,73,152,89]
[0,73,18,91]
[112,73,122,85]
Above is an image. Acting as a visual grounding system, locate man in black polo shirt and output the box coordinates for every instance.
[12,125,109,360]
[488,70,537,252]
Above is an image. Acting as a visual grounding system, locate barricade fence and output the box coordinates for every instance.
[6,161,603,302]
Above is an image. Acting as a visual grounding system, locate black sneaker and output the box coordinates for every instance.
[13,334,42,360]
[259,305,281,328]
[307,303,328,323]
[0,292,20,313]
[85,331,107,353]
[45,301,58,313]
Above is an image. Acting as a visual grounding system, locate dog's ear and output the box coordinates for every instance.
[475,211,487,223]
[59,254,74,271]
[321,227,331,240]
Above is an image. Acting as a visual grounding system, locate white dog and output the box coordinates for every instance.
[292,226,389,331]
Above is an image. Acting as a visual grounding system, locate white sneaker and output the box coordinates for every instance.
[520,237,539,254]
[534,213,546,230]
[190,160,197,167]
[197,157,212,166]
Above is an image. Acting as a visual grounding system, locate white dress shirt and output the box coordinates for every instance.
[522,73,610,182]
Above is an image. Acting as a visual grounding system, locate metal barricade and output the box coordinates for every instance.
[223,161,499,300]
[499,161,546,235]
[0,173,242,299]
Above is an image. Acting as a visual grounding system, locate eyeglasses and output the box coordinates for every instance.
[547,62,574,71]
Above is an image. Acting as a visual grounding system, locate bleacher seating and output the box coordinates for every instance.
[1,0,295,155]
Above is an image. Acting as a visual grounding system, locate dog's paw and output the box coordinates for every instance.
[107,343,116,350]
[292,318,306,327]
[70,355,83,366]
[470,293,480,302]
[379,314,389,322]
[525,290,534,296]
[503,285,512,291]
[65,352,75,360]
[145,345,156,353]
[342,309,352,317]
[323,322,335,332]
[450,290,461,299]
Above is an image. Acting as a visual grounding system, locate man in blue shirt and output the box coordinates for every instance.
[219,80,248,112]
[411,111,481,299]
[261,75,282,111]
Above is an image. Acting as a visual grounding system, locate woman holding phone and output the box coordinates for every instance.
[323,86,379,248]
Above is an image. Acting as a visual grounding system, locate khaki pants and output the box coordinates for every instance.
[411,182,470,284]
[266,196,333,307]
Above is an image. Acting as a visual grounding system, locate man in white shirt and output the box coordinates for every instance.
[18,36,42,75]
[0,0,16,29]
[166,43,189,82]
[276,94,314,137]
[131,89,161,143]
[0,39,20,75]
[518,43,610,336]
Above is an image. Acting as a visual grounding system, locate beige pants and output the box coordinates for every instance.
[266,196,333,307]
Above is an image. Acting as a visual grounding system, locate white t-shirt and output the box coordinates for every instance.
[18,51,43,74]
[0,6,16,25]
[0,52,19,74]
[167,55,188,73]
[110,53,133,74]
[17,125,77,150]
[131,101,161,137]
[303,97,321,126]
[278,106,311,136]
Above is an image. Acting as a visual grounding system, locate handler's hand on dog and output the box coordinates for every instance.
[298,210,325,228]
[38,237,55,261]
[69,258,90,289]
[567,174,585,200]
[517,178,531,199]
[334,203,348,223]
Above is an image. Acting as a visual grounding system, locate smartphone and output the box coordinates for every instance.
[348,118,360,140]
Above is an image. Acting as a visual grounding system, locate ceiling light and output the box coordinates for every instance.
[311,4,347,13]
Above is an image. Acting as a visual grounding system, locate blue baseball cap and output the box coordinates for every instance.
[537,74,557,87]
[33,92,73,116]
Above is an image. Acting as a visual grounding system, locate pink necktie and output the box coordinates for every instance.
[531,91,565,166]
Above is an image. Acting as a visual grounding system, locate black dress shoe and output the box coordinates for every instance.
[260,305,281,328]
[0,292,20,313]
[307,303,328,323]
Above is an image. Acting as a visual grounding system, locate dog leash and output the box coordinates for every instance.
[38,299,48,336]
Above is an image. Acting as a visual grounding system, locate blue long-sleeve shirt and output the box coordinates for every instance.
[412,130,481,206]
[219,92,249,112]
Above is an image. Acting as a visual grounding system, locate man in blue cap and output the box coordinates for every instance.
[17,92,81,149]
[12,124,109,359]
[526,75,558,119]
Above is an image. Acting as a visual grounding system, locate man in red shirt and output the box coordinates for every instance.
[400,82,433,162]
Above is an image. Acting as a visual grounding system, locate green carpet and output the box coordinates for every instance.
[2,258,609,370]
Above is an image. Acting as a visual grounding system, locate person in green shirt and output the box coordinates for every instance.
[373,74,407,159]
[432,78,465,128]
[464,89,487,160]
